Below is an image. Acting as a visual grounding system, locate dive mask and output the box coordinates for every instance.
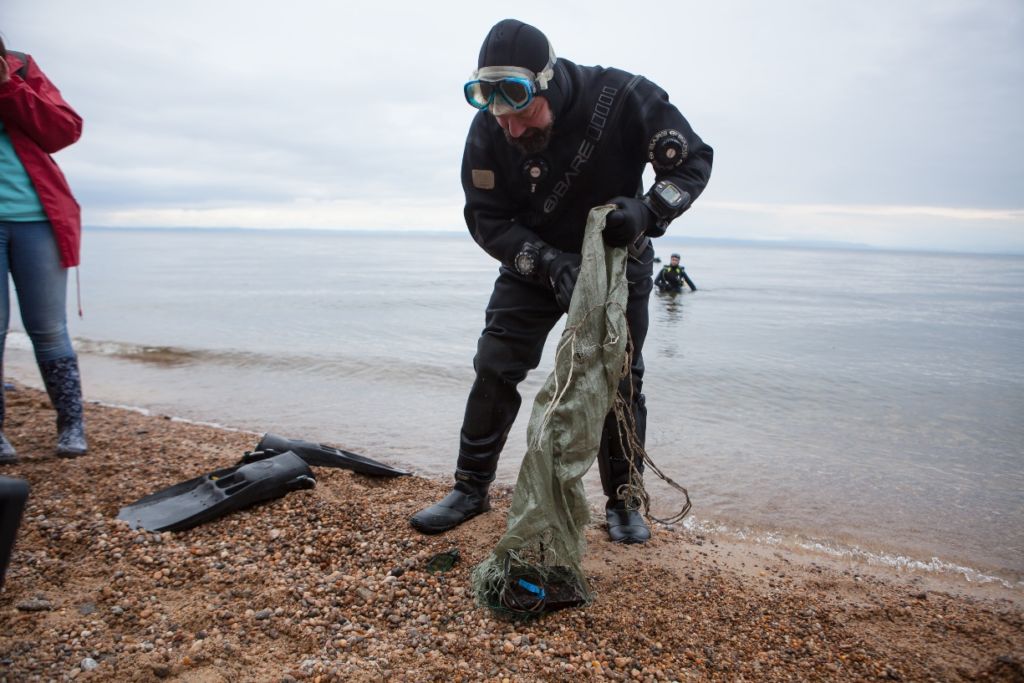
[464,70,538,114]
[464,44,557,116]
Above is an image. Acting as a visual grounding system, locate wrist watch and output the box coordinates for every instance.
[641,180,691,232]
[514,241,543,277]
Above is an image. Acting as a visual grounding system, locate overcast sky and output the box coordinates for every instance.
[3,0,1022,252]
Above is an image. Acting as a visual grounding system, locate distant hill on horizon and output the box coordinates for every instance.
[82,225,1022,257]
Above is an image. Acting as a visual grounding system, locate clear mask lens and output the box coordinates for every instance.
[464,81,495,109]
[497,79,531,107]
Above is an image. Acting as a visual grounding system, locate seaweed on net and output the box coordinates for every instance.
[472,533,592,620]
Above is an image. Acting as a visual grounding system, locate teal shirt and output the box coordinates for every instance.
[0,120,48,222]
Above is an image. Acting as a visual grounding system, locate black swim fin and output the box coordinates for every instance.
[0,476,30,588]
[244,433,410,478]
[117,451,315,532]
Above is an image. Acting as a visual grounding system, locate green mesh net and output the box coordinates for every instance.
[471,206,630,618]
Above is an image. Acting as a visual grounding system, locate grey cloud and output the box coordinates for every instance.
[3,0,1022,249]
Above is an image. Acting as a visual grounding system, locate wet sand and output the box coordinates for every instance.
[0,383,1021,682]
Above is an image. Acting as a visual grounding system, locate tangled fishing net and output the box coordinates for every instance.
[471,206,690,619]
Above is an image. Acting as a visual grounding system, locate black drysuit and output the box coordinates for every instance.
[655,265,689,293]
[457,58,713,497]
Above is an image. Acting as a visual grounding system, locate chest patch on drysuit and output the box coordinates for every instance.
[471,169,496,190]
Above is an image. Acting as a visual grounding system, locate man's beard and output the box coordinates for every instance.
[505,121,554,155]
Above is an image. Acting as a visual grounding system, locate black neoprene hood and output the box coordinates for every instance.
[475,19,570,117]
[477,19,551,72]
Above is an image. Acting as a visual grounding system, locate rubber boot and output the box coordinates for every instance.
[409,468,493,534]
[38,356,88,458]
[598,393,650,544]
[0,380,16,464]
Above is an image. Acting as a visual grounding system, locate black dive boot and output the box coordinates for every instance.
[605,500,650,544]
[409,468,493,534]
[39,357,88,457]
[0,378,16,464]
[598,394,650,544]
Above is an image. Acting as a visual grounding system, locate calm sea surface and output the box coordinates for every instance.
[6,228,1023,585]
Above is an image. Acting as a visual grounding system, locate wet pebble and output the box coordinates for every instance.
[15,598,52,612]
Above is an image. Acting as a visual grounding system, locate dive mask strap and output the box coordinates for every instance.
[535,42,556,90]
[471,41,557,92]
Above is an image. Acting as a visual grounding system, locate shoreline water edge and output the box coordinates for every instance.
[0,382,1021,681]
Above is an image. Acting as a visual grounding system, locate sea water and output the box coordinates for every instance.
[5,228,1023,585]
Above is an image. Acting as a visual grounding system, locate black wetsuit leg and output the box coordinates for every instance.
[599,244,655,499]
[459,245,654,498]
[457,268,563,476]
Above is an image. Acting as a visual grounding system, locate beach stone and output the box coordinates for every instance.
[16,598,52,612]
[255,609,273,620]
[80,657,98,671]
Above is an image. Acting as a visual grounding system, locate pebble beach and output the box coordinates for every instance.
[1,383,1022,682]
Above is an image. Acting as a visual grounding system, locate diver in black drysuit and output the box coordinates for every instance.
[410,19,713,543]
[655,254,692,293]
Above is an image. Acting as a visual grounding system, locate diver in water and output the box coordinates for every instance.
[410,19,713,543]
[655,253,695,293]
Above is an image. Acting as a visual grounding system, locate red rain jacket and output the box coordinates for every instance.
[0,51,83,267]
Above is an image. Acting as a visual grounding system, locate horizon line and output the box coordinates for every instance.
[81,225,1024,258]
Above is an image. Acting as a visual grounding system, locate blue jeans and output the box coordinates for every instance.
[0,220,75,367]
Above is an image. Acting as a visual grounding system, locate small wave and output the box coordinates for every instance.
[679,516,1024,591]
[75,339,212,366]
[4,332,219,367]
[59,334,470,385]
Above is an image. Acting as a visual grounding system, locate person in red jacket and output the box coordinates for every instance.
[0,36,87,463]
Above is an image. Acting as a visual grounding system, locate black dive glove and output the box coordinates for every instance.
[538,247,582,313]
[604,196,656,248]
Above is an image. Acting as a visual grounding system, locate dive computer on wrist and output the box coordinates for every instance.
[641,180,691,233]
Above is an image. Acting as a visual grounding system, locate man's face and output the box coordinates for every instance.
[670,256,680,266]
[494,96,553,155]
